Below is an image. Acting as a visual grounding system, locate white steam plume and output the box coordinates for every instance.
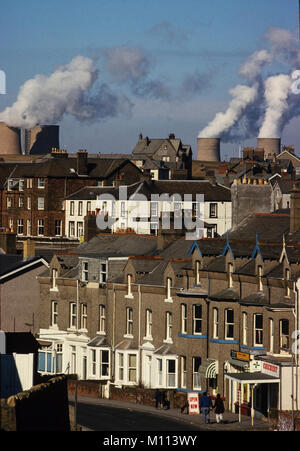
[239,50,273,81]
[0,56,132,128]
[258,74,292,138]
[198,83,259,139]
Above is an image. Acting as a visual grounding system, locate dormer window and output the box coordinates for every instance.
[82,261,88,282]
[165,277,172,302]
[258,265,263,292]
[127,274,133,297]
[285,268,290,297]
[195,260,201,285]
[51,268,58,289]
[228,263,233,288]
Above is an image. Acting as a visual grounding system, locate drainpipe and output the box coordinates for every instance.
[112,283,116,380]
[76,279,79,331]
[138,284,141,386]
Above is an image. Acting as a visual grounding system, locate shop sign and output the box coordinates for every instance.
[261,362,280,378]
[188,392,199,415]
[230,350,250,362]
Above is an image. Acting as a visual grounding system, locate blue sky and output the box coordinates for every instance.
[0,0,299,158]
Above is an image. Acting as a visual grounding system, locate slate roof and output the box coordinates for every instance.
[209,288,240,301]
[0,255,46,278]
[239,292,267,306]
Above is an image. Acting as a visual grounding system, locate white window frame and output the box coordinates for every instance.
[18,197,24,208]
[193,304,202,335]
[126,307,133,337]
[242,312,248,346]
[27,196,31,210]
[145,309,152,339]
[17,219,24,235]
[165,277,173,302]
[69,302,77,329]
[181,356,187,388]
[55,220,62,236]
[165,311,173,343]
[37,219,44,236]
[70,201,75,216]
[269,318,274,353]
[100,262,107,284]
[82,261,88,282]
[280,319,290,354]
[99,304,106,334]
[80,303,88,330]
[181,304,187,334]
[209,202,218,218]
[38,177,45,189]
[228,263,233,288]
[225,309,234,340]
[51,301,58,327]
[213,307,219,339]
[38,197,45,210]
[166,359,176,388]
[78,201,83,216]
[253,313,263,347]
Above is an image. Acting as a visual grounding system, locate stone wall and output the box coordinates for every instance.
[269,409,300,431]
[0,375,70,431]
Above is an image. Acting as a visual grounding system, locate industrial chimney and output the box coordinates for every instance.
[257,138,281,160]
[23,125,59,155]
[196,138,220,162]
[0,122,22,155]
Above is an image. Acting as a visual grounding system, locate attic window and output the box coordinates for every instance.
[228,263,233,288]
[258,265,263,292]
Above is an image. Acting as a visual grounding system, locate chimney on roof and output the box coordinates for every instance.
[169,133,175,139]
[51,148,68,158]
[23,239,35,260]
[0,230,17,254]
[77,149,88,175]
[290,181,300,233]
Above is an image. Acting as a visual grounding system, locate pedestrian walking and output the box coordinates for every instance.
[199,391,213,424]
[213,394,225,424]
[155,389,161,409]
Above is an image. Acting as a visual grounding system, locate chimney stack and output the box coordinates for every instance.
[23,239,36,260]
[290,182,300,233]
[77,149,88,175]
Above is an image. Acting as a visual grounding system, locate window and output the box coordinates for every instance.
[209,203,218,218]
[87,201,91,215]
[55,220,62,236]
[70,201,75,216]
[19,180,24,191]
[128,354,137,383]
[145,309,152,338]
[120,202,126,217]
[69,221,75,237]
[8,179,15,191]
[195,260,201,285]
[51,268,58,289]
[26,178,33,189]
[285,268,290,297]
[82,261,88,282]
[70,302,77,329]
[37,219,44,236]
[167,359,176,388]
[181,356,187,388]
[258,266,263,292]
[91,349,96,376]
[17,219,24,235]
[38,177,45,188]
[100,350,109,377]
[193,304,202,334]
[18,197,24,208]
[269,318,274,353]
[100,262,107,284]
[193,357,202,389]
[38,197,44,210]
[213,308,219,339]
[165,312,172,341]
[56,344,63,373]
[77,221,84,238]
[207,225,217,238]
[242,312,248,346]
[228,263,233,288]
[6,197,12,208]
[280,319,290,353]
[166,277,172,301]
[27,197,31,210]
[225,309,234,339]
[99,305,106,334]
[150,202,158,218]
[181,304,187,334]
[80,303,87,330]
[254,313,263,346]
[27,219,31,236]
[111,201,116,218]
[127,274,133,296]
[157,358,163,386]
[118,353,124,381]
[78,201,83,216]
[51,301,58,326]
[126,307,133,336]
[9,218,13,231]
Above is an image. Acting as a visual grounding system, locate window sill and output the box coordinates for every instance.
[163,338,173,344]
[50,287,59,292]
[96,331,106,336]
[123,334,134,339]
[143,336,153,341]
[49,324,59,330]
[125,294,134,299]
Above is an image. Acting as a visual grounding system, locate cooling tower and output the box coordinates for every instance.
[24,125,59,155]
[0,122,22,155]
[257,138,281,159]
[196,138,220,162]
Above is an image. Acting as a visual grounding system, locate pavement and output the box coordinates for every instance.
[69,394,272,432]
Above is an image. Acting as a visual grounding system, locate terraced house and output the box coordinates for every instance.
[36,182,300,418]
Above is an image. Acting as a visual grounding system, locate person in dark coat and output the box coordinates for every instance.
[214,394,225,424]
[199,392,213,424]
[155,389,161,409]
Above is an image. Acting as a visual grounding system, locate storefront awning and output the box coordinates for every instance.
[225,372,280,384]
[227,358,249,369]
[199,359,218,379]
